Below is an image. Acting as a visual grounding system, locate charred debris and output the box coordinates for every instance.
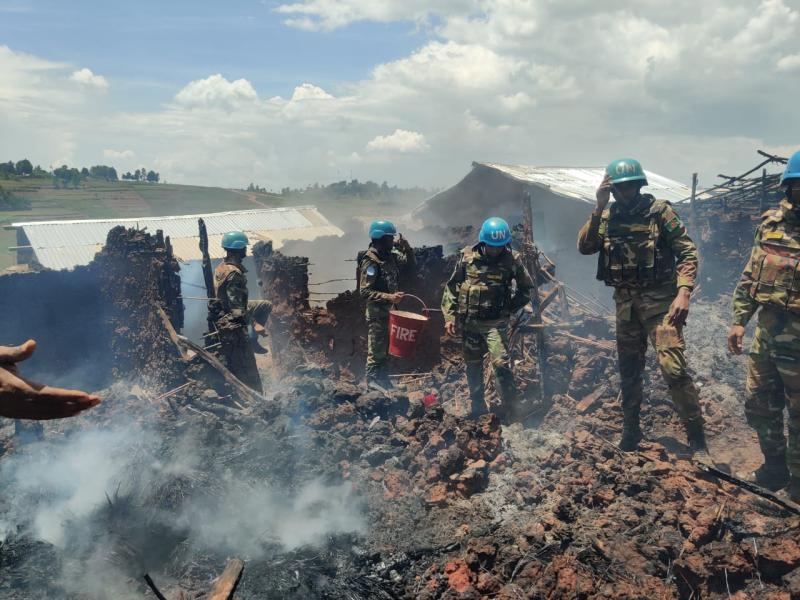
[0,173,799,599]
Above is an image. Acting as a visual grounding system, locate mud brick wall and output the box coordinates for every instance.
[93,226,185,390]
[0,226,185,392]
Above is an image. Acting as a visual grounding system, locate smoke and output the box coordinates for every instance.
[0,407,364,598]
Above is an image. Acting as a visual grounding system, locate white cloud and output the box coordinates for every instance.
[103,148,135,160]
[777,53,800,71]
[174,74,258,108]
[70,68,108,90]
[3,1,800,190]
[366,129,429,153]
[290,83,334,101]
[275,0,474,31]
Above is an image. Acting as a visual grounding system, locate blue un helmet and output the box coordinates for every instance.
[781,150,800,187]
[479,217,512,247]
[368,219,397,240]
[221,231,249,250]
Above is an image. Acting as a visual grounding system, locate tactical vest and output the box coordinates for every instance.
[456,246,516,320]
[596,198,676,287]
[358,247,401,296]
[209,262,247,324]
[749,211,800,313]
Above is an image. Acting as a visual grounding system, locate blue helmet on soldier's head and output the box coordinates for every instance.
[369,219,397,240]
[781,150,800,187]
[221,231,249,250]
[479,217,512,247]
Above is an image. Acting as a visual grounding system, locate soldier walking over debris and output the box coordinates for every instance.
[577,158,710,460]
[359,220,415,390]
[208,231,271,393]
[728,150,800,502]
[442,217,533,419]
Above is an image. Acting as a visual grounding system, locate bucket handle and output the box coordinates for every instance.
[396,293,429,316]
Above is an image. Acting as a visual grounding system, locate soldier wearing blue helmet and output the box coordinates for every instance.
[728,149,800,501]
[208,231,272,393]
[358,220,415,389]
[442,217,534,418]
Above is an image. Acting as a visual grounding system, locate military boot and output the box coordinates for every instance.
[618,417,643,452]
[685,420,713,465]
[742,454,790,492]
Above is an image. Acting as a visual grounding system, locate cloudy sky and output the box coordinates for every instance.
[1,0,799,190]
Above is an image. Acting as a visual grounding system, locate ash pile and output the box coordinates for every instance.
[0,226,799,600]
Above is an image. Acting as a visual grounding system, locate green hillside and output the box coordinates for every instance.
[0,178,286,269]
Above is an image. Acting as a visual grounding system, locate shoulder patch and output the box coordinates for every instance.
[664,214,682,233]
[365,264,377,277]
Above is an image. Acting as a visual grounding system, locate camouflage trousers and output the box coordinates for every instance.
[745,308,800,477]
[614,285,702,427]
[461,318,517,415]
[216,325,262,393]
[212,299,271,394]
[366,306,390,383]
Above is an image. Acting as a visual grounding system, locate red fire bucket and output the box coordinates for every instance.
[388,295,429,359]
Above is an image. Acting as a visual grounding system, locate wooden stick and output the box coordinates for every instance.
[143,573,169,600]
[208,558,245,600]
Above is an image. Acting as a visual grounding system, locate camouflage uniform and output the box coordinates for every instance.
[732,198,800,492]
[577,193,704,440]
[441,244,533,416]
[210,260,272,393]
[358,243,415,385]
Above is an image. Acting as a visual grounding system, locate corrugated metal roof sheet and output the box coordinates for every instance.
[12,206,343,271]
[475,162,691,204]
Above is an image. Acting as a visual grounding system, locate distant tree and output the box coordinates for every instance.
[32,165,48,177]
[146,170,158,183]
[0,161,14,178]
[81,167,90,177]
[15,159,33,176]
[133,168,141,181]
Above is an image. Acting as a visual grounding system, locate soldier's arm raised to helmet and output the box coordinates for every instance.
[441,255,465,325]
[578,175,611,255]
[661,204,698,290]
[358,258,394,303]
[577,212,603,255]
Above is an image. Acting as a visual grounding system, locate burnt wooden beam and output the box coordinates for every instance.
[208,558,245,600]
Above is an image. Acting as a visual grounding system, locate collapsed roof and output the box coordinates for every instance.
[412,161,691,226]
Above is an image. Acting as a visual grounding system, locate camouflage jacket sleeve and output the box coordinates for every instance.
[441,254,465,324]
[509,256,534,312]
[220,270,248,320]
[659,203,698,290]
[359,257,393,303]
[730,234,761,327]
[577,212,603,255]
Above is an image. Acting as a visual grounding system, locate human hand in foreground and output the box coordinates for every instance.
[0,340,101,420]
[667,287,691,327]
[727,325,746,355]
[444,321,456,336]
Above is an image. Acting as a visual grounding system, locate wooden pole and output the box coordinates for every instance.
[760,168,767,213]
[521,189,547,400]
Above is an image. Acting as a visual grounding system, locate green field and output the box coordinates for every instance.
[0,177,425,269]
